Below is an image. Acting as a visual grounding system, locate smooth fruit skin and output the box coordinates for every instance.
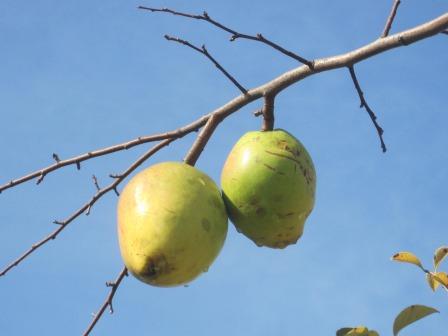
[117,162,228,287]
[221,129,316,248]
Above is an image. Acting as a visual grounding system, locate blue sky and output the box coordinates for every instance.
[1,1,447,335]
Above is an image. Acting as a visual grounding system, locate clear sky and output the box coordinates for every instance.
[1,1,447,335]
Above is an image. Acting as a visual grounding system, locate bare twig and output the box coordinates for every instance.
[164,35,247,94]
[381,0,401,37]
[348,66,386,152]
[92,175,101,191]
[0,116,210,194]
[83,267,128,336]
[0,139,174,277]
[139,6,313,66]
[261,95,276,131]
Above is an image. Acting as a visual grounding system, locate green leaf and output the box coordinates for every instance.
[391,252,424,270]
[433,246,448,270]
[393,304,439,336]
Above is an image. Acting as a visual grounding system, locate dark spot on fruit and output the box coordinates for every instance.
[273,195,283,202]
[164,207,175,214]
[208,196,222,209]
[141,254,170,279]
[256,207,266,216]
[202,218,211,232]
[263,163,276,172]
[249,197,259,205]
[393,253,399,258]
[279,212,295,218]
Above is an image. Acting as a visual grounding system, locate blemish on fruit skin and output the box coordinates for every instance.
[201,218,211,232]
[249,197,259,205]
[141,254,171,280]
[278,212,295,219]
[256,207,266,216]
[263,163,276,172]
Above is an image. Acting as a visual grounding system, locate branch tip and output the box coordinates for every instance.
[348,66,387,153]
[381,0,401,38]
[92,175,101,191]
[52,153,60,163]
[141,5,311,65]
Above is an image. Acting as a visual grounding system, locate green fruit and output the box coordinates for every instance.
[221,129,316,248]
[117,162,228,287]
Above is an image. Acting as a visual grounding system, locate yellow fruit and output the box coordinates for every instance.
[221,129,316,248]
[117,162,228,287]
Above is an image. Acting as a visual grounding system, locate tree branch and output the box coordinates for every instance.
[0,139,174,277]
[381,0,401,37]
[0,116,210,193]
[348,66,386,152]
[169,13,448,158]
[184,114,222,166]
[138,6,313,66]
[83,267,128,336]
[164,35,247,94]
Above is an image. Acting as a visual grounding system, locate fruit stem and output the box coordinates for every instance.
[261,94,275,131]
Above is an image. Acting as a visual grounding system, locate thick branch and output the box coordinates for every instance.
[138,6,312,66]
[83,267,128,336]
[184,114,222,166]
[0,139,174,277]
[164,35,247,94]
[381,0,401,37]
[348,66,386,152]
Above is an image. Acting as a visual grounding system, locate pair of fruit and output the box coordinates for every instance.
[117,129,316,287]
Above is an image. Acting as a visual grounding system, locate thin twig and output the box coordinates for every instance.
[381,0,401,37]
[92,175,101,191]
[348,66,386,152]
[0,116,210,194]
[0,139,174,277]
[139,6,313,66]
[83,267,128,336]
[164,35,247,94]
